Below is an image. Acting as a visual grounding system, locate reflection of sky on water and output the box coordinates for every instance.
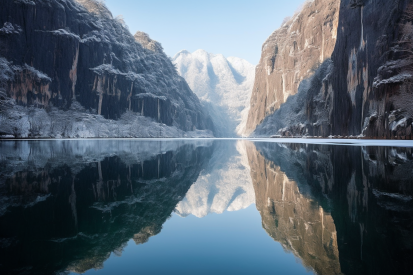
[77,206,313,275]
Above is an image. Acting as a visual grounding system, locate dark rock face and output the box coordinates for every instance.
[0,0,213,134]
[246,141,413,275]
[252,0,413,139]
[329,0,412,138]
[0,140,213,274]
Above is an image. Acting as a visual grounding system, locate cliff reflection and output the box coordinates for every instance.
[246,141,413,275]
[245,142,341,275]
[0,140,213,274]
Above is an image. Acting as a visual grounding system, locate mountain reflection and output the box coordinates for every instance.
[246,141,413,275]
[1,140,413,275]
[175,140,254,218]
[0,140,213,274]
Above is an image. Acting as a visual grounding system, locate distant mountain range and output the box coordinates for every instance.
[173,50,255,137]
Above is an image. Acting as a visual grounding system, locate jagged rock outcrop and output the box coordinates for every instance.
[246,141,413,274]
[0,0,213,138]
[0,140,213,274]
[245,0,339,135]
[134,31,164,54]
[250,0,413,139]
[173,50,255,137]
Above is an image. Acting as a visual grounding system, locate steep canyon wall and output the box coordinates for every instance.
[0,0,213,137]
[245,0,339,135]
[249,0,413,139]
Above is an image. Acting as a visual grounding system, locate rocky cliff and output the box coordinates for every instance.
[0,0,214,138]
[331,0,413,138]
[173,50,255,137]
[250,0,413,139]
[245,0,339,135]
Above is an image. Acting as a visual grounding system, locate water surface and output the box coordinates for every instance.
[0,139,412,275]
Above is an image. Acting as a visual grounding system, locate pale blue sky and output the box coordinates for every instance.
[104,0,305,65]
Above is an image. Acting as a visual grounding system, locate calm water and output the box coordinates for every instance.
[1,139,413,275]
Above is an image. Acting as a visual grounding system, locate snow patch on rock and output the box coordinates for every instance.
[0,22,22,35]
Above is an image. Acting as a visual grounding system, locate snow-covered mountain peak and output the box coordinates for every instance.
[173,49,190,58]
[192,49,209,56]
[173,50,255,136]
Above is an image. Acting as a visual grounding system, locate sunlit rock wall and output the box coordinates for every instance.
[245,0,339,135]
[252,59,333,137]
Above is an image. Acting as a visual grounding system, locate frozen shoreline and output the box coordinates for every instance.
[1,137,413,147]
[251,138,413,147]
